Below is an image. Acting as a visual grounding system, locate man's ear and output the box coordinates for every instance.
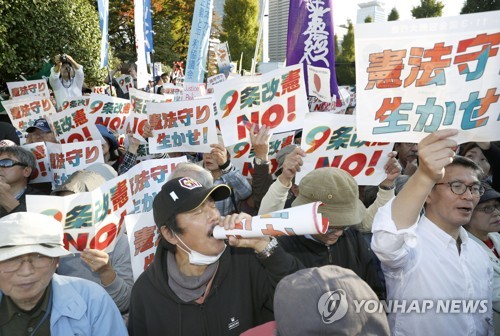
[23,166,33,179]
[160,226,178,246]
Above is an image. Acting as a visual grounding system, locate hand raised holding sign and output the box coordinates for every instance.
[80,248,117,286]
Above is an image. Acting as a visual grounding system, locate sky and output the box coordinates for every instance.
[332,0,464,26]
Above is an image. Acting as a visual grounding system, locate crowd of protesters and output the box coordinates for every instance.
[0,52,499,336]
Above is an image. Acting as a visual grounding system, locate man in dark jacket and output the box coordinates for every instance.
[0,146,45,218]
[128,177,302,336]
[282,167,387,300]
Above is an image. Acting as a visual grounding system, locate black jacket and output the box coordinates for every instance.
[0,185,46,218]
[128,240,301,336]
[278,228,386,300]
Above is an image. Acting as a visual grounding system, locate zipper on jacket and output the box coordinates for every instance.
[327,245,333,263]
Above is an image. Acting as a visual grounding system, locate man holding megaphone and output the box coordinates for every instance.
[128,176,302,336]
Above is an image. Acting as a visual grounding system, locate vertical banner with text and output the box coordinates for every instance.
[184,0,213,83]
[287,0,339,101]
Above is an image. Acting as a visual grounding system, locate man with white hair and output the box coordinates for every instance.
[0,212,127,334]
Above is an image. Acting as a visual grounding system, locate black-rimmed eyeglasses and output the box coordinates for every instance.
[0,159,28,168]
[435,181,485,197]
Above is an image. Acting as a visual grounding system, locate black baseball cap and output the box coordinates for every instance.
[26,118,51,133]
[153,177,230,228]
[479,182,500,204]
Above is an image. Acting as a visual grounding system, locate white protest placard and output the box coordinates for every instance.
[147,98,218,153]
[116,75,134,94]
[213,64,308,146]
[215,41,232,77]
[213,202,328,239]
[88,93,132,132]
[23,142,52,184]
[27,174,134,253]
[126,156,187,213]
[296,113,394,186]
[7,79,50,99]
[307,65,331,102]
[183,82,206,101]
[226,131,296,179]
[2,96,56,135]
[355,11,500,143]
[46,141,104,188]
[125,211,160,280]
[207,73,226,92]
[160,83,181,101]
[59,96,90,112]
[93,86,108,95]
[47,105,104,144]
[129,88,173,142]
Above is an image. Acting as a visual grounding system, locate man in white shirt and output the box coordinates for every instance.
[49,54,84,109]
[372,129,493,335]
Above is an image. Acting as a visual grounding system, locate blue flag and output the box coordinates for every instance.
[144,0,154,55]
[184,0,213,83]
[97,0,109,68]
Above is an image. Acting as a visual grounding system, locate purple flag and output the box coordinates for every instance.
[286,0,339,100]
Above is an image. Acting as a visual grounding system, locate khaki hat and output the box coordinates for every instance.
[0,212,71,262]
[292,167,365,227]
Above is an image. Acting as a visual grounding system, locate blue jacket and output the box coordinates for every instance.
[1,274,127,335]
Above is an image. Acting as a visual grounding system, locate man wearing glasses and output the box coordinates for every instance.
[0,147,45,218]
[0,212,127,334]
[465,183,500,334]
[372,129,493,335]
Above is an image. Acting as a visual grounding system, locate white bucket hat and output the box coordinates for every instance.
[0,212,71,262]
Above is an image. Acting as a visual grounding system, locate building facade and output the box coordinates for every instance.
[357,1,386,23]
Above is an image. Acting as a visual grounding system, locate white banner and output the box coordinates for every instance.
[147,98,218,153]
[213,64,308,146]
[355,11,500,143]
[7,79,50,99]
[125,211,159,281]
[296,113,394,185]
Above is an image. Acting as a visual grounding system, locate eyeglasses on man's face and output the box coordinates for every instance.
[325,227,350,235]
[435,181,485,197]
[475,204,500,214]
[0,159,28,168]
[0,253,55,273]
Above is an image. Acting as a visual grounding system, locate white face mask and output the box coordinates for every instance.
[175,234,226,266]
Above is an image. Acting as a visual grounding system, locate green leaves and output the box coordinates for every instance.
[221,0,259,71]
[0,0,106,86]
[411,0,444,19]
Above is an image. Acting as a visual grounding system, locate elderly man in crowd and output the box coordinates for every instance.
[0,146,45,218]
[25,119,58,145]
[0,212,126,334]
